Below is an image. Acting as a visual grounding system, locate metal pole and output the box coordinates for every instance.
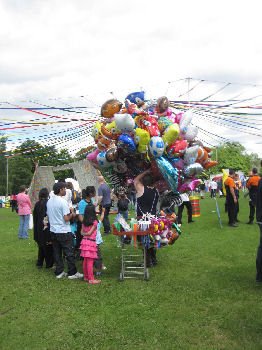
[187,77,191,108]
[6,157,8,197]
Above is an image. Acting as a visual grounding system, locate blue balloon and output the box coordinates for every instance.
[125,91,145,104]
[118,134,136,154]
[155,156,179,194]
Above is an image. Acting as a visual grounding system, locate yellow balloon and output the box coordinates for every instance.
[91,121,102,140]
[134,128,150,153]
[162,124,180,147]
[222,169,228,196]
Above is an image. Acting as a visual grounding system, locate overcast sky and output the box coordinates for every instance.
[1,0,262,156]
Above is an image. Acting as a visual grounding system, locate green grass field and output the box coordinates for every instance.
[1,194,262,350]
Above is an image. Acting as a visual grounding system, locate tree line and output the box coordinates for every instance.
[0,137,88,195]
[0,137,260,196]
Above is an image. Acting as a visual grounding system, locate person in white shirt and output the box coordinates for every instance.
[47,182,83,280]
[49,179,73,209]
[177,192,194,225]
[210,180,218,198]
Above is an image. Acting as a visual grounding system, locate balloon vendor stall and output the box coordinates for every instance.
[86,92,218,249]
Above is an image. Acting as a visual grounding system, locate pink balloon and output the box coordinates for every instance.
[86,149,100,163]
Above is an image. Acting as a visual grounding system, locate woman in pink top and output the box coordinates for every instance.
[17,185,32,239]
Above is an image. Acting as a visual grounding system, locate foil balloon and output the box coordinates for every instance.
[86,149,100,163]
[135,115,160,137]
[101,99,122,119]
[184,163,203,176]
[125,99,147,117]
[105,147,118,162]
[178,179,201,192]
[170,158,185,170]
[134,128,150,153]
[162,124,180,147]
[125,91,145,107]
[179,109,194,132]
[183,146,199,165]
[196,146,218,169]
[155,157,179,194]
[183,125,198,142]
[104,120,118,137]
[158,117,173,133]
[175,113,183,124]
[166,139,188,158]
[91,121,102,141]
[149,136,165,158]
[97,151,114,168]
[114,113,135,133]
[117,134,136,154]
[113,160,127,173]
[155,96,170,116]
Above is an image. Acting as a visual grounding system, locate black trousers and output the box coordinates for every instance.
[227,198,237,224]
[51,233,77,276]
[249,201,256,222]
[100,205,111,234]
[36,244,54,268]
[177,201,192,224]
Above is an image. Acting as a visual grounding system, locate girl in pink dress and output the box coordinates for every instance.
[80,204,101,284]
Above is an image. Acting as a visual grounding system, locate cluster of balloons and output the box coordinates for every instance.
[87,91,218,204]
[151,212,180,246]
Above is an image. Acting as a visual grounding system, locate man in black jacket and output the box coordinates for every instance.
[256,161,262,282]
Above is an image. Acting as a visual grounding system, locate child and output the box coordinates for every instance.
[117,190,130,221]
[80,204,101,284]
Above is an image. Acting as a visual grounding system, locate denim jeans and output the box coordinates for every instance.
[18,214,30,239]
[119,210,128,221]
[129,194,136,210]
[256,223,262,281]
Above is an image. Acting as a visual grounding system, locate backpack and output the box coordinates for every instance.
[118,198,128,211]
[71,189,81,204]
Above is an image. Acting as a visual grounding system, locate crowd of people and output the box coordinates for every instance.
[11,163,262,284]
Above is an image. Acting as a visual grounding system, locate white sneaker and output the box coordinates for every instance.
[56,271,68,279]
[68,272,83,279]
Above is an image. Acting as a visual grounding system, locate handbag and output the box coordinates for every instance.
[28,214,33,230]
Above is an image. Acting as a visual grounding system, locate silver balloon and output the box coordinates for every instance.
[183,146,199,165]
[184,163,203,176]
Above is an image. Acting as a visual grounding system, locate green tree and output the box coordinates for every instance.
[8,155,33,194]
[0,136,7,195]
[207,142,258,176]
[16,140,73,167]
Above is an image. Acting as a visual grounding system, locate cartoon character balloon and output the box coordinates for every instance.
[134,128,150,153]
[114,113,135,133]
[97,151,114,168]
[101,99,122,119]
